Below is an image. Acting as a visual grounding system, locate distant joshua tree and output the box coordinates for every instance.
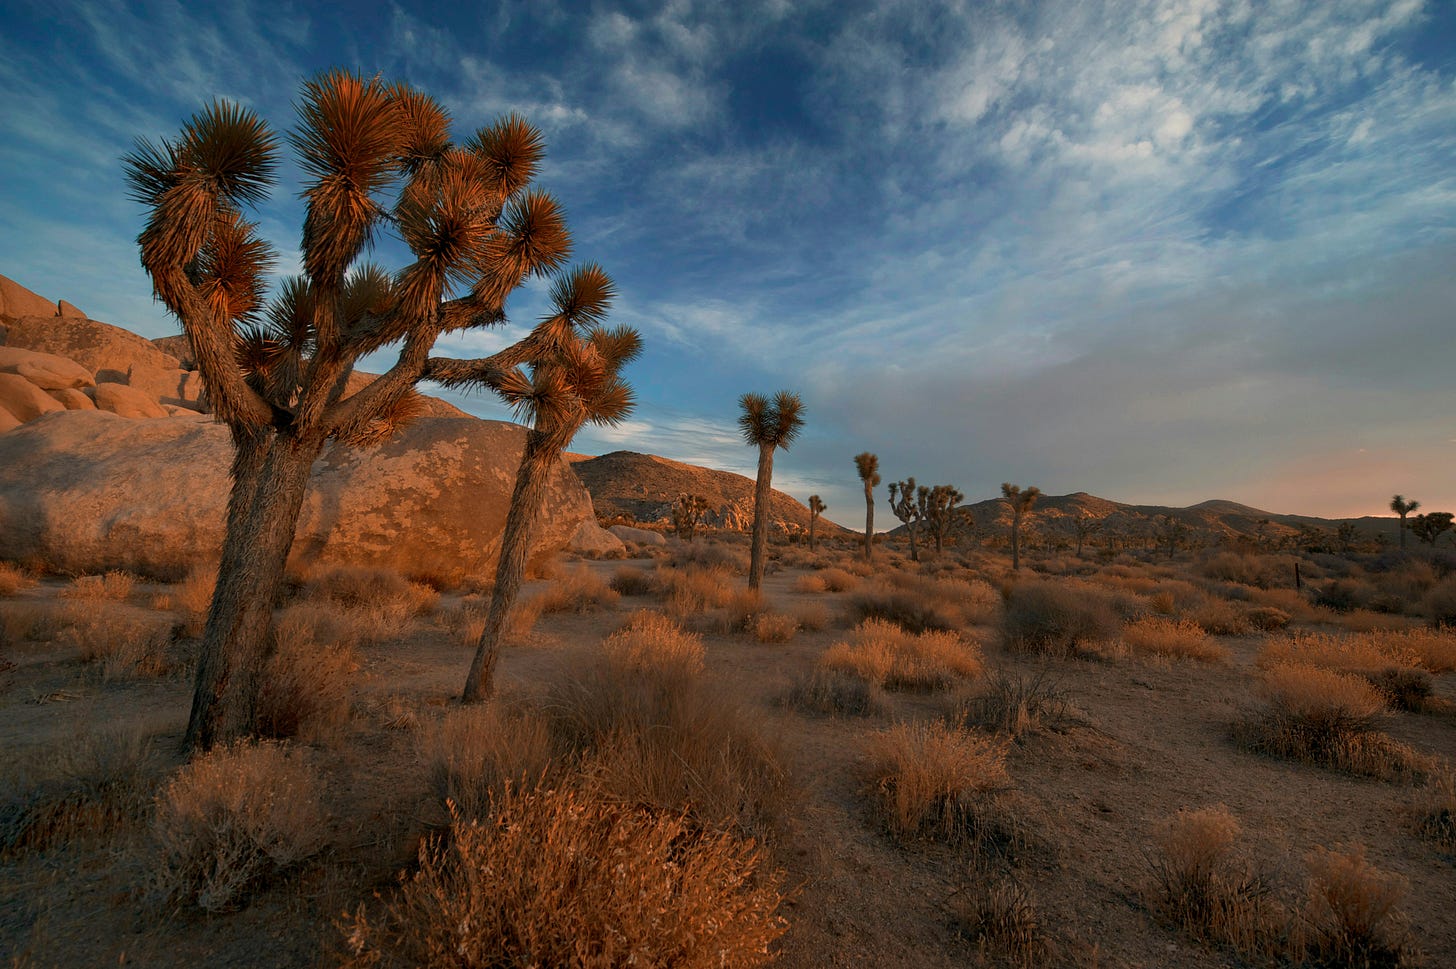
[739,391,805,590]
[125,72,591,750]
[1156,514,1187,559]
[1001,483,1041,571]
[919,483,964,555]
[1409,511,1453,547]
[888,478,923,562]
[1335,521,1358,556]
[672,493,711,541]
[1390,495,1420,551]
[854,452,880,561]
[1071,512,1101,557]
[463,300,640,703]
[807,494,826,551]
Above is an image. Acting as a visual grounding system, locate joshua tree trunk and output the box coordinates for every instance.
[907,522,920,562]
[462,430,554,703]
[183,433,317,750]
[1010,511,1022,571]
[862,481,875,561]
[934,529,943,555]
[749,442,775,590]
[808,516,817,552]
[1398,512,1408,550]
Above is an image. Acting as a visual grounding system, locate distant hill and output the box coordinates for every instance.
[571,450,846,535]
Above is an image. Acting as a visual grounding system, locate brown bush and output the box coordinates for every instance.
[1413,771,1456,854]
[784,668,886,719]
[792,601,832,632]
[821,618,984,691]
[608,565,655,596]
[62,612,178,680]
[670,540,749,574]
[601,610,705,682]
[817,567,860,593]
[340,786,788,969]
[660,565,739,617]
[1245,605,1292,631]
[793,572,828,594]
[1421,575,1456,627]
[1001,581,1120,656]
[1122,616,1231,663]
[60,570,136,602]
[421,703,558,821]
[955,669,1077,738]
[863,721,1010,844]
[254,609,359,740]
[533,564,620,614]
[751,612,800,644]
[166,561,217,638]
[845,572,991,633]
[950,868,1053,969]
[151,742,325,912]
[1302,845,1413,967]
[0,561,36,596]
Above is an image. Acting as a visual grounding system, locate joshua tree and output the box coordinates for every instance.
[462,311,640,703]
[1391,495,1420,550]
[919,483,964,555]
[1071,512,1101,557]
[1409,511,1453,547]
[126,72,593,750]
[1156,514,1187,559]
[807,494,826,551]
[854,452,880,561]
[1335,521,1358,556]
[887,478,922,561]
[1001,483,1041,571]
[739,391,805,589]
[672,493,711,541]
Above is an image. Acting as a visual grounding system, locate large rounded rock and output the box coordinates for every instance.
[48,388,96,411]
[608,524,668,547]
[0,346,95,391]
[0,411,595,582]
[0,275,55,320]
[2,315,181,379]
[0,373,64,422]
[93,382,169,419]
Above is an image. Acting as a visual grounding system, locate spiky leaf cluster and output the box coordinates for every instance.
[738,391,805,450]
[918,484,964,544]
[854,452,881,488]
[888,477,922,528]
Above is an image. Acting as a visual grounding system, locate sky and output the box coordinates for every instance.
[1,0,1453,526]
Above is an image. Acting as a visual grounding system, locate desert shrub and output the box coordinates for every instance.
[1260,631,1418,676]
[1246,606,1292,631]
[670,540,749,574]
[751,612,799,644]
[254,609,358,740]
[307,566,435,612]
[0,561,36,596]
[339,786,787,969]
[784,668,886,718]
[821,618,983,691]
[1236,663,1430,781]
[546,645,786,837]
[1200,552,1291,590]
[793,572,828,594]
[1122,616,1231,663]
[608,565,655,596]
[1302,845,1413,968]
[601,610,705,683]
[950,868,1053,969]
[1387,627,1456,673]
[1188,597,1255,636]
[1315,578,1375,614]
[421,703,558,821]
[1146,806,1286,958]
[151,741,325,912]
[1413,772,1456,855]
[167,561,217,637]
[846,572,993,633]
[863,721,1010,844]
[792,600,831,632]
[817,567,859,593]
[1366,667,1435,713]
[955,669,1077,738]
[533,564,620,614]
[1001,581,1119,657]
[2,726,156,856]
[59,570,137,602]
[1421,575,1456,628]
[660,565,739,617]
[61,612,177,679]
[705,587,767,635]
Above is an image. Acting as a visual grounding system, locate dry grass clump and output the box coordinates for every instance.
[532,564,620,614]
[955,669,1078,739]
[305,565,439,625]
[421,703,558,821]
[161,561,216,637]
[1145,806,1286,958]
[340,786,788,969]
[1236,663,1430,781]
[254,608,359,740]
[821,618,984,691]
[601,610,705,682]
[1420,575,1456,628]
[1383,627,1456,673]
[1258,630,1447,710]
[59,570,136,602]
[751,611,800,643]
[1001,581,1120,657]
[660,565,739,616]
[863,721,1011,844]
[1188,597,1255,636]
[2,726,157,856]
[793,572,829,594]
[817,566,860,592]
[1199,552,1291,589]
[61,611,178,679]
[950,868,1054,968]
[0,561,36,596]
[671,540,749,574]
[151,741,325,912]
[784,668,887,718]
[1302,845,1414,968]
[1245,605,1293,631]
[1122,616,1231,663]
[846,572,994,633]
[791,600,831,632]
[1412,771,1456,855]
[608,565,655,596]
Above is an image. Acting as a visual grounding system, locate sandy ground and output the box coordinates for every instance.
[1,548,1454,968]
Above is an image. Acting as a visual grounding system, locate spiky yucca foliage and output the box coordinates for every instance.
[1001,483,1042,571]
[1389,495,1419,551]
[807,494,826,551]
[919,483,964,555]
[125,72,604,749]
[673,493,711,541]
[738,391,805,590]
[854,452,880,561]
[887,477,922,562]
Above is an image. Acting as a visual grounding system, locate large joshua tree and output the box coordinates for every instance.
[1001,483,1042,571]
[461,288,640,703]
[126,72,598,751]
[739,391,805,590]
[807,494,826,551]
[919,483,964,555]
[1390,494,1420,551]
[854,452,880,561]
[888,477,922,562]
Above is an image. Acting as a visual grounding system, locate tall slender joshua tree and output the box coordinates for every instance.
[807,494,826,552]
[739,391,805,590]
[126,72,590,751]
[854,452,880,561]
[1390,494,1420,551]
[888,478,922,562]
[461,275,640,703]
[1001,483,1042,571]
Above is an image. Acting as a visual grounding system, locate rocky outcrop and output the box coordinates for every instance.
[0,274,56,320]
[93,382,169,419]
[3,314,181,377]
[608,524,668,547]
[0,346,95,391]
[0,411,594,581]
[0,373,64,423]
[568,520,627,555]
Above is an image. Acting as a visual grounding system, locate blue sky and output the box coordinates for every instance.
[2,0,1453,525]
